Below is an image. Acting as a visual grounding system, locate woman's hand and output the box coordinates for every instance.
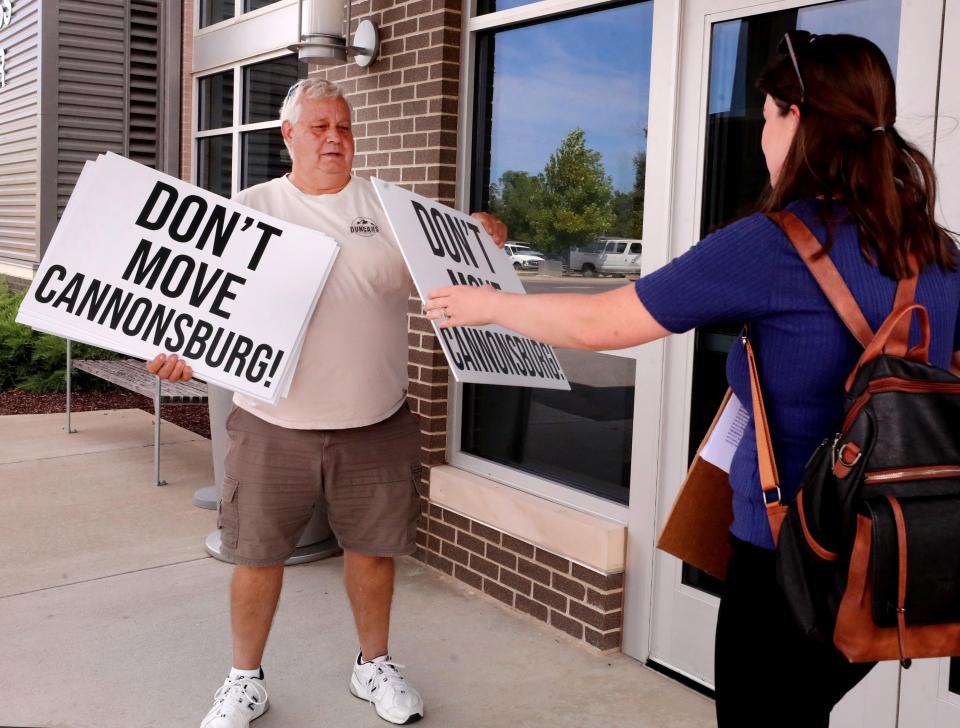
[470,212,508,248]
[145,353,193,382]
[425,285,505,329]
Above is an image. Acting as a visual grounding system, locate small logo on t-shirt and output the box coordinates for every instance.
[350,217,380,237]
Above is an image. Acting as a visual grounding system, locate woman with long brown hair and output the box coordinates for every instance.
[424,33,960,725]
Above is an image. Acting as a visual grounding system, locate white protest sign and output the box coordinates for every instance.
[17,153,338,402]
[372,178,570,391]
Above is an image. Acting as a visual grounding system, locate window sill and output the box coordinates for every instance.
[429,465,626,574]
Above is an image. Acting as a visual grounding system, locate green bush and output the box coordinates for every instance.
[0,279,121,392]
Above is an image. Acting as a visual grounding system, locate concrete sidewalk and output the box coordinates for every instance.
[0,409,714,728]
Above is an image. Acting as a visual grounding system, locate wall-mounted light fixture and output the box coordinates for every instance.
[292,0,379,68]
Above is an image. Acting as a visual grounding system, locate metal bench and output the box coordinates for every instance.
[65,341,208,486]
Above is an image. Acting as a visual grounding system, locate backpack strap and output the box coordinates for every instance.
[767,211,919,353]
[845,303,931,390]
[767,211,874,348]
[888,275,918,356]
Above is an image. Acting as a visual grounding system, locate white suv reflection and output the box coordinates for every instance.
[504,242,545,271]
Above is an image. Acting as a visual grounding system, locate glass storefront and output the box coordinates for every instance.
[463,1,653,505]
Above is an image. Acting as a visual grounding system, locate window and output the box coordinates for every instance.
[243,57,302,124]
[459,1,654,507]
[194,54,307,196]
[682,0,903,595]
[244,0,283,11]
[200,0,235,28]
[951,658,960,695]
[199,0,284,29]
[198,71,234,131]
[197,136,233,198]
[629,243,642,254]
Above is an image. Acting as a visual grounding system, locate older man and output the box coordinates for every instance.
[148,78,506,728]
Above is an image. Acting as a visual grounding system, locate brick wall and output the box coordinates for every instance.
[315,0,460,204]
[418,503,625,651]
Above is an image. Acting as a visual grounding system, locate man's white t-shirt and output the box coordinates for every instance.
[231,174,412,429]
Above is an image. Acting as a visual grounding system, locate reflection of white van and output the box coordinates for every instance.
[569,238,642,276]
[504,242,545,271]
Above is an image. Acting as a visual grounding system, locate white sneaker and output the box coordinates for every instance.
[349,652,424,725]
[201,673,269,728]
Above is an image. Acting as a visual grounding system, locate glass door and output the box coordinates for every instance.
[647,1,943,725]
[898,2,959,722]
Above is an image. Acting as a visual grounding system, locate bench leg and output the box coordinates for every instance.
[64,339,77,434]
[154,376,167,486]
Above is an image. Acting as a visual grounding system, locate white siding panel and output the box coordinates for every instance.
[0,0,40,267]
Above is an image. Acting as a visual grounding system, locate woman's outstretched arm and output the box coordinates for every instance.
[424,283,671,351]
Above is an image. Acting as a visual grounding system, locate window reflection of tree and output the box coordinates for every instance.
[488,129,646,253]
[463,3,651,506]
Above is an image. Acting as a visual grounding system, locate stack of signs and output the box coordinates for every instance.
[372,178,570,391]
[17,153,338,403]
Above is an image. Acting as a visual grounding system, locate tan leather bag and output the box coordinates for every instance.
[656,389,735,580]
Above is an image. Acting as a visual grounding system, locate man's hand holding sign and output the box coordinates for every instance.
[372,178,569,391]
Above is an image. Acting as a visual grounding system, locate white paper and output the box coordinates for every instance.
[16,153,338,403]
[700,393,750,473]
[372,178,570,391]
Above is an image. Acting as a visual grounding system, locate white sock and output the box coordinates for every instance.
[230,666,263,681]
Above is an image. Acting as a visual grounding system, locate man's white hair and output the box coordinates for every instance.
[279,78,352,159]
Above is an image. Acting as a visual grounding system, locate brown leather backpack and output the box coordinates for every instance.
[747,212,960,666]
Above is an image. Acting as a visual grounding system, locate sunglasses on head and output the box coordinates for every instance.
[284,81,303,103]
[778,30,818,104]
